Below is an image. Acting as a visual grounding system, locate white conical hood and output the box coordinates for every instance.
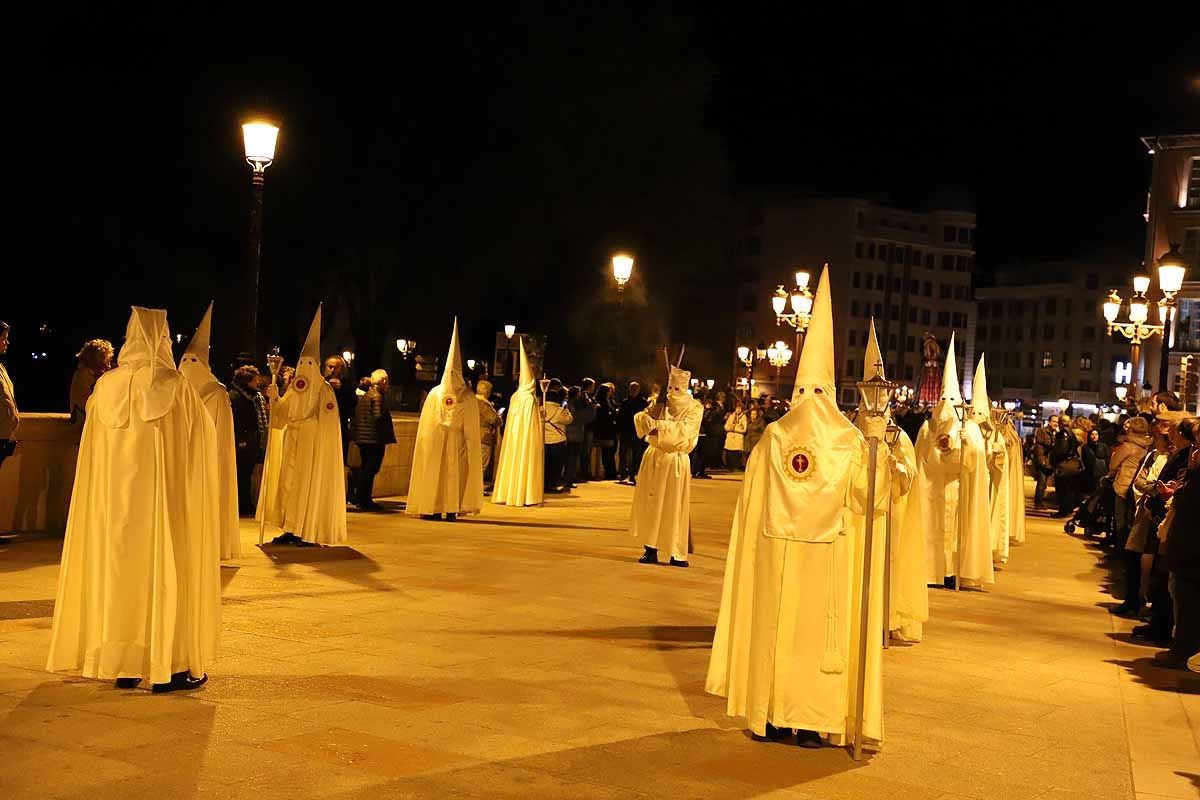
[863,317,884,381]
[517,335,535,393]
[791,265,835,404]
[440,317,467,396]
[940,333,962,406]
[300,304,322,364]
[95,307,181,428]
[286,304,324,420]
[182,302,213,367]
[179,302,221,394]
[971,352,991,424]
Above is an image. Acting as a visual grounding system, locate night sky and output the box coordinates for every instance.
[10,2,1199,410]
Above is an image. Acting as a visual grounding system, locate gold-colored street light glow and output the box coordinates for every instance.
[794,270,811,290]
[1129,299,1149,324]
[504,324,516,339]
[1132,274,1151,295]
[242,122,279,171]
[736,345,751,363]
[612,254,634,286]
[1103,290,1122,323]
[1057,397,1070,411]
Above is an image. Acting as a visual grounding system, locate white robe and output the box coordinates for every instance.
[884,430,926,642]
[182,374,240,559]
[630,397,702,561]
[47,311,221,685]
[912,418,993,586]
[1004,424,1027,544]
[706,409,889,741]
[491,386,544,506]
[406,384,483,516]
[256,380,347,544]
[985,427,1011,564]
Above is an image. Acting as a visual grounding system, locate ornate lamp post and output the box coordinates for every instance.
[852,366,896,761]
[1104,246,1187,397]
[1155,243,1188,391]
[771,267,815,388]
[766,339,793,397]
[242,120,279,357]
[612,254,634,373]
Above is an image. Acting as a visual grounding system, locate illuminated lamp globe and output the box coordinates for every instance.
[1057,397,1070,412]
[1129,299,1149,324]
[1133,274,1151,295]
[771,287,788,316]
[795,270,811,290]
[1115,385,1128,401]
[242,122,279,169]
[1157,243,1187,295]
[737,345,750,362]
[611,254,634,286]
[504,324,516,339]
[706,379,715,389]
[1102,291,1122,323]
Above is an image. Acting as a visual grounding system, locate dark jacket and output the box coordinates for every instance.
[1165,455,1199,574]
[617,394,648,437]
[229,385,262,452]
[1033,426,1055,473]
[566,396,596,443]
[594,400,618,444]
[353,386,396,446]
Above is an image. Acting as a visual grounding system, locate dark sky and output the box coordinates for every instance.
[10,2,1199,409]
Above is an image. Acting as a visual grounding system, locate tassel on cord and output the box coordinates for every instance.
[820,550,845,674]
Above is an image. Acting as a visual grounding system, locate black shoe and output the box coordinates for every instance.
[115,677,140,689]
[943,576,957,590]
[271,532,299,545]
[296,540,318,548]
[444,513,457,522]
[1131,625,1171,644]
[752,722,793,741]
[795,729,823,749]
[638,547,659,565]
[1109,602,1140,617]
[358,501,383,512]
[151,672,208,694]
[420,514,439,521]
[669,558,689,568]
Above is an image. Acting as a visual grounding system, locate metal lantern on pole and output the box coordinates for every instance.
[242,120,279,357]
[883,422,903,650]
[951,400,972,593]
[851,367,896,761]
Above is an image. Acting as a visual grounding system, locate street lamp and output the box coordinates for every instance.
[766,339,792,397]
[504,324,516,340]
[1114,384,1128,401]
[466,359,476,371]
[737,345,754,397]
[241,120,279,357]
[396,338,412,355]
[706,379,715,390]
[1057,397,1070,413]
[1155,243,1188,390]
[612,254,634,295]
[1103,270,1166,400]
[342,350,355,364]
[771,268,815,333]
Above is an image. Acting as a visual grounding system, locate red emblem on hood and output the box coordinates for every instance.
[445,396,455,406]
[294,378,306,390]
[784,446,815,481]
[326,402,334,411]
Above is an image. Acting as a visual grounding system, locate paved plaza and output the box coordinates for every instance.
[1,475,1198,799]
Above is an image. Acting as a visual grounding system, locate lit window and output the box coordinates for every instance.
[1080,353,1093,370]
[1188,158,1200,209]
[1042,351,1053,368]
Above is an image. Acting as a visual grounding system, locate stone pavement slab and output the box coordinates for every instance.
[1,474,1197,799]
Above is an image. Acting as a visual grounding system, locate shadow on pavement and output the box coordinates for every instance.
[256,545,397,593]
[368,727,862,798]
[470,624,716,652]
[0,599,54,621]
[457,518,627,533]
[0,532,64,572]
[1106,657,1200,694]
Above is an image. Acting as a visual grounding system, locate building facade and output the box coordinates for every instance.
[735,194,977,406]
[1140,134,1200,395]
[975,259,1134,416]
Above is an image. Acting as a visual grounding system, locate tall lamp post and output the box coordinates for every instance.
[1102,246,1187,399]
[851,366,897,761]
[612,254,634,374]
[771,267,815,381]
[242,121,280,357]
[765,339,793,397]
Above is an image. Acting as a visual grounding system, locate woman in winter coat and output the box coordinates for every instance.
[1107,416,1153,541]
[742,406,766,459]
[593,383,619,480]
[723,402,748,472]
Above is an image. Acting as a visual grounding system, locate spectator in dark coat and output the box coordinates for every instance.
[617,381,648,483]
[594,383,619,480]
[229,365,265,516]
[324,355,358,455]
[565,385,595,489]
[1161,418,1199,668]
[351,369,396,510]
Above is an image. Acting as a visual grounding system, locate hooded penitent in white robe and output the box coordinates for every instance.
[857,320,924,643]
[1003,420,1027,544]
[491,336,544,506]
[630,363,703,562]
[969,355,1010,565]
[707,267,891,745]
[406,318,483,517]
[256,305,347,545]
[178,302,241,560]
[46,307,221,685]
[910,334,993,586]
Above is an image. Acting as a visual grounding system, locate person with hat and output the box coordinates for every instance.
[475,378,502,491]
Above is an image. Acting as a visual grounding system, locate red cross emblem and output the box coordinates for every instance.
[294,378,306,391]
[785,446,814,481]
[936,433,952,452]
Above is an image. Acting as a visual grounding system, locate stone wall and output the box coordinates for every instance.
[0,412,423,535]
[0,413,79,534]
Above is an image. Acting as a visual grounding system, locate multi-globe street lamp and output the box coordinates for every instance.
[242,120,279,357]
[765,339,793,397]
[1102,245,1187,399]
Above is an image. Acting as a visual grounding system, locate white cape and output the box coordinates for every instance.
[491,386,544,506]
[985,426,1011,564]
[911,418,994,585]
[706,409,888,741]
[406,384,483,516]
[885,429,927,641]
[256,380,348,544]
[630,397,703,561]
[47,307,221,684]
[180,372,240,560]
[1004,423,1027,544]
